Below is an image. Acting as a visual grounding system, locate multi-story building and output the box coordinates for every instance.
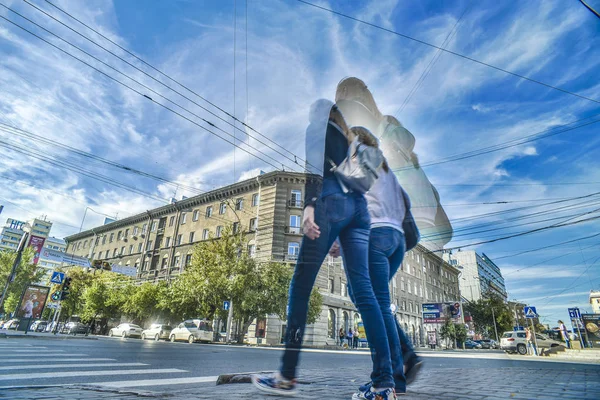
[443,250,507,302]
[65,171,460,346]
[590,291,600,314]
[37,237,67,284]
[0,217,53,256]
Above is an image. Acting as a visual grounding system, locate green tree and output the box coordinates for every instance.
[0,248,43,316]
[464,291,513,340]
[56,267,96,319]
[80,272,135,323]
[124,280,168,325]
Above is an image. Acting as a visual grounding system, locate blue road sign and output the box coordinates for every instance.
[568,308,581,319]
[50,271,65,285]
[223,301,230,311]
[524,306,537,318]
[514,326,525,331]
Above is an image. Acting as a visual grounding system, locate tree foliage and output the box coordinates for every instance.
[464,291,513,339]
[0,248,43,316]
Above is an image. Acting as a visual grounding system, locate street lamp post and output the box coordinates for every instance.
[0,228,30,313]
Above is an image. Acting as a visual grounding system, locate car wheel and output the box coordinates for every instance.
[154,334,160,341]
[517,344,527,355]
[109,330,114,337]
[170,335,176,343]
[141,333,146,340]
[122,331,127,339]
[188,335,195,344]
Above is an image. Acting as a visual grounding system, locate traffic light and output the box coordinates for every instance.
[61,277,72,300]
[51,290,61,301]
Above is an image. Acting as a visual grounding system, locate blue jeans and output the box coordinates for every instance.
[348,227,415,390]
[280,193,393,389]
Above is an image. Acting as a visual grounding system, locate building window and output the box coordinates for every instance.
[138,243,143,253]
[219,203,227,214]
[173,255,181,267]
[129,245,134,255]
[248,244,256,257]
[193,210,199,221]
[102,236,107,245]
[91,253,95,260]
[290,189,302,207]
[82,240,87,249]
[328,278,334,294]
[202,229,210,240]
[287,242,299,258]
[146,241,152,251]
[289,215,301,234]
[105,250,110,259]
[142,224,148,234]
[161,256,168,269]
[165,237,171,248]
[113,248,118,257]
[235,198,244,210]
[232,222,239,234]
[124,228,130,238]
[151,222,157,232]
[328,309,336,338]
[176,234,183,245]
[216,226,223,238]
[252,193,259,207]
[181,213,187,224]
[169,216,175,227]
[109,233,114,243]
[185,254,192,266]
[120,246,125,255]
[341,282,347,297]
[408,280,412,294]
[133,226,139,236]
[189,232,195,243]
[117,231,123,241]
[206,206,213,217]
[249,218,257,231]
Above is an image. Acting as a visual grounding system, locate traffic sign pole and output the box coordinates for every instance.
[225,299,233,343]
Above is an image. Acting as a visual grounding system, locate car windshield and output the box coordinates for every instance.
[502,332,513,338]
[130,324,141,328]
[162,325,172,330]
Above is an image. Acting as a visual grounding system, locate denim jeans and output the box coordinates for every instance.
[280,193,393,389]
[348,227,415,390]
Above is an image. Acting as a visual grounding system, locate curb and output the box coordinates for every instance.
[0,333,99,340]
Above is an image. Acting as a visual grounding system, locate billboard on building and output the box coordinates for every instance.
[16,285,50,319]
[28,235,46,265]
[422,302,462,323]
[40,248,91,268]
[110,264,137,277]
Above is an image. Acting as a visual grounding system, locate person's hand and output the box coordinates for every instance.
[302,206,320,240]
[329,240,341,257]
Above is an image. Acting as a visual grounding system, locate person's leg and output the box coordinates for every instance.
[369,227,405,393]
[341,196,393,390]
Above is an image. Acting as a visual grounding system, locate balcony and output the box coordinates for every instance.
[285,226,301,235]
[288,199,303,208]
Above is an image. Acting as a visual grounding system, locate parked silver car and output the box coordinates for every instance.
[141,324,172,341]
[29,320,48,332]
[169,319,213,344]
[109,323,143,338]
[501,330,562,355]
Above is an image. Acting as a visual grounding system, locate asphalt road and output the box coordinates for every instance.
[1,335,599,398]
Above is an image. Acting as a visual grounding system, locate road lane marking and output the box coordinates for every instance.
[0,368,187,381]
[6,350,63,353]
[0,363,147,371]
[2,358,115,362]
[95,376,219,388]
[0,347,47,350]
[0,353,86,357]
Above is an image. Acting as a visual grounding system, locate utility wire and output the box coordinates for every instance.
[393,115,600,172]
[494,233,600,260]
[35,0,318,173]
[0,123,206,196]
[0,7,295,173]
[296,0,600,105]
[579,0,600,19]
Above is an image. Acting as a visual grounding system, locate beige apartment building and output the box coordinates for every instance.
[66,171,460,346]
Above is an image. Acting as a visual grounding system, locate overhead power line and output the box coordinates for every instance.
[495,233,600,261]
[296,0,600,105]
[32,0,319,173]
[579,0,600,19]
[0,7,296,173]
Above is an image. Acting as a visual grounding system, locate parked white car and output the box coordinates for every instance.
[169,319,213,344]
[141,324,172,341]
[109,323,143,338]
[501,330,563,355]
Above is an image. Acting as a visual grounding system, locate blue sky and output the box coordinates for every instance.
[0,0,599,327]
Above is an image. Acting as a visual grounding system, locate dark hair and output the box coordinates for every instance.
[350,126,389,172]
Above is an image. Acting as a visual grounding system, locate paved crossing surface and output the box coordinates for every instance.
[1,336,599,399]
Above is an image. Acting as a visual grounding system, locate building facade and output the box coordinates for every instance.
[443,250,507,302]
[65,171,460,346]
[590,291,600,314]
[0,217,53,254]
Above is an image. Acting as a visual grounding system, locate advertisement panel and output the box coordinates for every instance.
[40,248,91,268]
[422,302,462,323]
[16,285,50,319]
[28,235,46,265]
[581,314,600,345]
[110,265,137,277]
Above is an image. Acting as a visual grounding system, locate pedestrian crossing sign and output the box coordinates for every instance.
[524,306,537,318]
[50,271,65,284]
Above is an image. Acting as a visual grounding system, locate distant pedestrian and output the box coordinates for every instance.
[525,328,537,356]
[339,328,346,346]
[558,320,570,349]
[353,328,359,348]
[347,329,353,348]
